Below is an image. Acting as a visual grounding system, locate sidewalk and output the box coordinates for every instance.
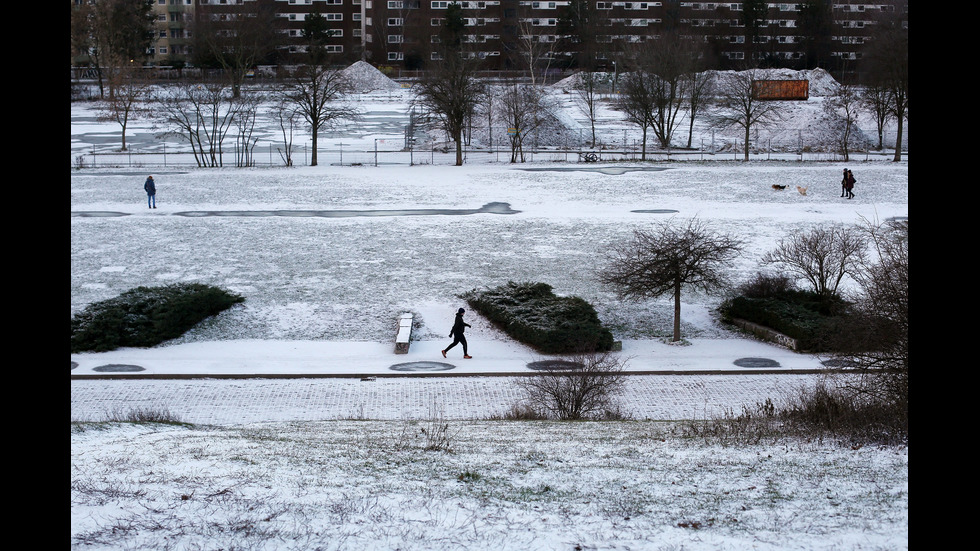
[71,338,832,424]
[70,338,830,378]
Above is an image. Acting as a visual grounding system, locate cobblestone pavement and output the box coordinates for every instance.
[71,373,821,425]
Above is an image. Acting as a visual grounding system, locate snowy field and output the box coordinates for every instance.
[70,162,909,348]
[72,420,908,551]
[71,68,908,550]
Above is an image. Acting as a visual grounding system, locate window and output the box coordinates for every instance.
[388,18,404,25]
[388,0,403,6]
[326,13,343,20]
[388,52,404,61]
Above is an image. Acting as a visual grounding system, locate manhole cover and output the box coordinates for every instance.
[733,357,781,368]
[526,360,586,371]
[389,361,456,372]
[821,358,860,368]
[71,211,130,217]
[92,364,145,373]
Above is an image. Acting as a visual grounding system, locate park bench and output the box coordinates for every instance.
[394,312,413,354]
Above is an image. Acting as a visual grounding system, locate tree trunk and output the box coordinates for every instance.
[892,115,904,162]
[672,281,682,342]
[743,124,751,161]
[311,130,319,166]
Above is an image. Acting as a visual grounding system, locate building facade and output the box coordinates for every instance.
[141,1,906,73]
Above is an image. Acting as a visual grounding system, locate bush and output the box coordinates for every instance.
[737,271,796,298]
[463,281,614,353]
[720,289,849,352]
[71,283,244,353]
[514,351,629,420]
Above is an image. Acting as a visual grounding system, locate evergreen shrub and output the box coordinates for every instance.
[71,283,244,353]
[721,289,848,352]
[463,281,614,354]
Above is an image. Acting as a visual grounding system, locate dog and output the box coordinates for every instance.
[772,184,786,190]
[796,186,807,196]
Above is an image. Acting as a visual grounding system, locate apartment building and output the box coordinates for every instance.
[148,0,196,63]
[142,1,905,71]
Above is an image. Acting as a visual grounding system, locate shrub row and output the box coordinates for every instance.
[463,281,614,354]
[71,283,244,353]
[720,290,848,352]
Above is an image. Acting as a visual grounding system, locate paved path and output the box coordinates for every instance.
[71,373,818,425]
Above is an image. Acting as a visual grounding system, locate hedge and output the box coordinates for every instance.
[463,281,614,354]
[71,283,244,353]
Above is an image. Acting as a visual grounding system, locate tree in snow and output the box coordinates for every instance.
[600,219,743,343]
[711,69,784,161]
[412,3,485,166]
[760,224,868,301]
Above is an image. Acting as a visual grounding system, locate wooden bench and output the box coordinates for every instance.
[394,313,413,354]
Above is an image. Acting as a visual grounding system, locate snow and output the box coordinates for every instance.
[71,71,908,550]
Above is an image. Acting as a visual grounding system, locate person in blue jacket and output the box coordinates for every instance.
[144,175,156,208]
[442,308,472,359]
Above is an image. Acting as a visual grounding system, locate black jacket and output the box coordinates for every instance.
[450,314,470,337]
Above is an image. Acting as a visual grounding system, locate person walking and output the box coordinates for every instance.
[144,175,157,209]
[442,308,472,359]
[845,169,856,199]
[840,168,848,197]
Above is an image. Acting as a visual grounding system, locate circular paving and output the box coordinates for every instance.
[526,360,586,371]
[733,357,781,368]
[92,364,146,373]
[389,361,456,372]
[821,358,860,368]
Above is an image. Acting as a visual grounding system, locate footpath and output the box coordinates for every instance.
[71,338,834,424]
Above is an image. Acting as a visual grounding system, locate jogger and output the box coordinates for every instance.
[442,308,472,359]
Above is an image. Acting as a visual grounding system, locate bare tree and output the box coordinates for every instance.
[515,6,558,85]
[600,219,743,342]
[96,66,150,151]
[684,70,714,150]
[860,83,892,151]
[232,91,263,167]
[412,3,485,166]
[497,83,553,163]
[516,351,629,420]
[760,224,868,300]
[283,67,358,167]
[573,70,604,148]
[838,219,908,407]
[626,34,696,150]
[78,0,156,99]
[617,70,656,160]
[156,81,239,168]
[712,69,784,161]
[862,6,908,162]
[823,81,862,161]
[272,94,301,167]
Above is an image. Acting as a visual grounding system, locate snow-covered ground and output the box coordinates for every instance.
[70,161,908,376]
[71,68,908,550]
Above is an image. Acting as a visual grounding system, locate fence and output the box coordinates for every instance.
[72,139,906,169]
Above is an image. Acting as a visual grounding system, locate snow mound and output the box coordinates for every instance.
[342,61,402,93]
